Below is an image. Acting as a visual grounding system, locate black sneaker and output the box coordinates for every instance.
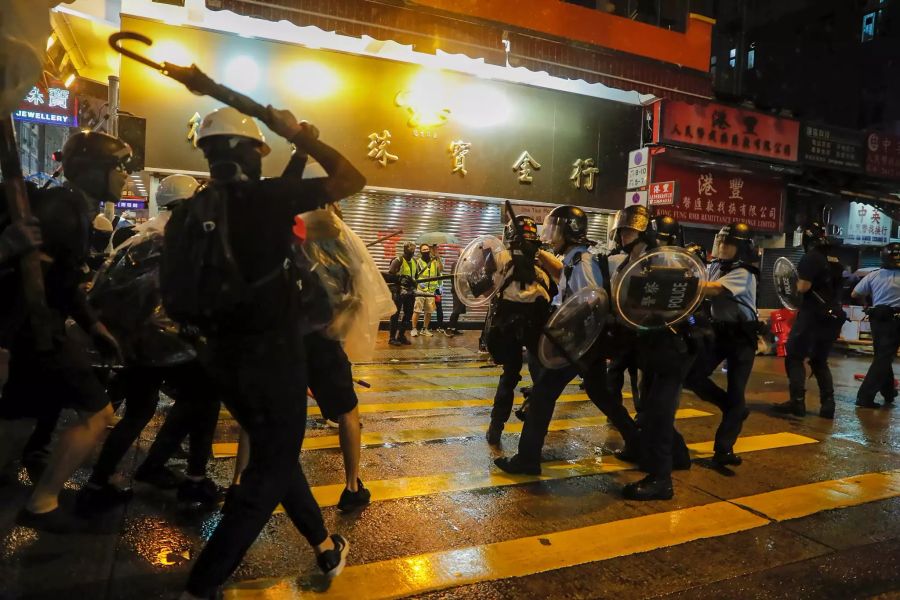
[711,451,743,467]
[388,338,402,346]
[337,479,371,513]
[622,475,674,501]
[76,482,133,515]
[16,506,88,534]
[316,534,350,579]
[399,336,412,346]
[494,455,541,476]
[614,445,642,464]
[855,397,879,409]
[514,398,531,422]
[178,478,219,510]
[134,464,180,490]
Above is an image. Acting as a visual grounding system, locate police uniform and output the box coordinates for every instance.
[853,266,900,406]
[496,243,639,472]
[686,259,758,459]
[779,244,846,418]
[484,246,551,441]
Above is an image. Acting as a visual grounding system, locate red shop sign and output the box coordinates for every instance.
[651,160,784,233]
[865,131,900,180]
[653,100,800,163]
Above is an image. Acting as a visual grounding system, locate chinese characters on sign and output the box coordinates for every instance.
[865,132,900,180]
[651,160,784,233]
[570,158,599,191]
[845,202,892,246]
[512,151,541,184]
[449,140,471,176]
[648,181,677,206]
[14,83,78,127]
[367,130,399,167]
[655,100,800,163]
[799,124,865,172]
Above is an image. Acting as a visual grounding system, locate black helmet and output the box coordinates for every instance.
[505,215,539,244]
[651,215,683,246]
[541,205,589,250]
[801,221,828,252]
[609,205,651,250]
[61,131,132,203]
[61,131,132,177]
[684,242,708,265]
[715,222,755,262]
[882,242,900,269]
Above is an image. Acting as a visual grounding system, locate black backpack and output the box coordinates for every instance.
[160,184,289,331]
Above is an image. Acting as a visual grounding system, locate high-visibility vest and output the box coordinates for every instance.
[417,258,441,293]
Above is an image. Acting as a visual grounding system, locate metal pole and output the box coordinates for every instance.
[107,75,119,137]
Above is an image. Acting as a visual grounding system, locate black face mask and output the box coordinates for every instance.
[422,252,431,262]
[403,250,414,260]
[202,139,263,182]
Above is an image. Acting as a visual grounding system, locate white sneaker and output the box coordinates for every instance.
[410,329,418,337]
[424,330,434,337]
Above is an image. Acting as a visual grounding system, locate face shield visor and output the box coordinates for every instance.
[540,215,567,250]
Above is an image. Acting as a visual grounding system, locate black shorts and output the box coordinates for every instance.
[304,331,358,421]
[0,334,110,419]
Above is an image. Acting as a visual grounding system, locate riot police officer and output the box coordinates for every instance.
[686,223,758,467]
[494,205,639,475]
[387,242,418,345]
[609,206,694,500]
[484,215,551,445]
[851,242,900,408]
[0,131,126,532]
[773,221,846,419]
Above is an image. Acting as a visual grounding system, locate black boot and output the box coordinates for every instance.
[819,396,835,419]
[712,451,743,467]
[773,396,806,417]
[494,454,541,476]
[486,422,503,446]
[855,397,879,409]
[622,475,674,501]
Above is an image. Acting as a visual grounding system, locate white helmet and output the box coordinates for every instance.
[157,174,200,208]
[196,107,271,156]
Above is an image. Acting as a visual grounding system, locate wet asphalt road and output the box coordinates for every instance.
[2,332,900,600]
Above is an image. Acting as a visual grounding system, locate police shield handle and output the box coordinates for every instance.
[110,32,272,126]
[0,116,53,351]
[366,230,403,248]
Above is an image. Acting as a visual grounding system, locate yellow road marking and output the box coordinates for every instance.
[355,360,490,372]
[229,468,900,600]
[212,408,712,457]
[355,381,534,393]
[273,432,816,511]
[220,392,624,420]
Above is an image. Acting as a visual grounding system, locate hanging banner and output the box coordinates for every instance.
[799,124,866,173]
[845,202,891,246]
[653,100,800,163]
[865,132,900,180]
[650,159,784,233]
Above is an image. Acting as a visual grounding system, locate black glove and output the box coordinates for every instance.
[0,217,42,262]
[399,274,415,289]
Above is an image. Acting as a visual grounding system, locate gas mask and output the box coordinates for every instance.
[201,138,263,182]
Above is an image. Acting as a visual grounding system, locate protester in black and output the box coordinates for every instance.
[176,106,363,600]
[387,242,418,345]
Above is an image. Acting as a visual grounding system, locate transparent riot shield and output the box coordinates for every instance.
[611,247,707,330]
[538,286,610,369]
[453,235,505,308]
[773,256,802,311]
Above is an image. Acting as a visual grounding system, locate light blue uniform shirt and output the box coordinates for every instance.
[554,245,604,306]
[853,268,900,308]
[708,261,758,322]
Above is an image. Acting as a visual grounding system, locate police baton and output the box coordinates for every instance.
[0,116,53,351]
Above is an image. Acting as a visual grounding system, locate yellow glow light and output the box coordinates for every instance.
[223,55,260,93]
[396,70,452,128]
[454,83,512,128]
[64,73,76,88]
[148,40,191,67]
[283,61,341,100]
[46,34,56,51]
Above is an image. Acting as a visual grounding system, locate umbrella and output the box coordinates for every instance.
[417,232,460,245]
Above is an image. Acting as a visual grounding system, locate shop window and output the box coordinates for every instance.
[729,47,737,68]
[747,43,756,70]
[861,11,878,41]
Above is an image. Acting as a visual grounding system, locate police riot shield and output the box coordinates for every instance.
[538,286,610,369]
[611,247,707,330]
[89,232,197,367]
[773,256,802,311]
[454,235,505,308]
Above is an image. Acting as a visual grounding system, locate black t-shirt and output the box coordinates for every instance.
[797,247,843,310]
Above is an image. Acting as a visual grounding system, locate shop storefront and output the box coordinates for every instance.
[113,15,643,322]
